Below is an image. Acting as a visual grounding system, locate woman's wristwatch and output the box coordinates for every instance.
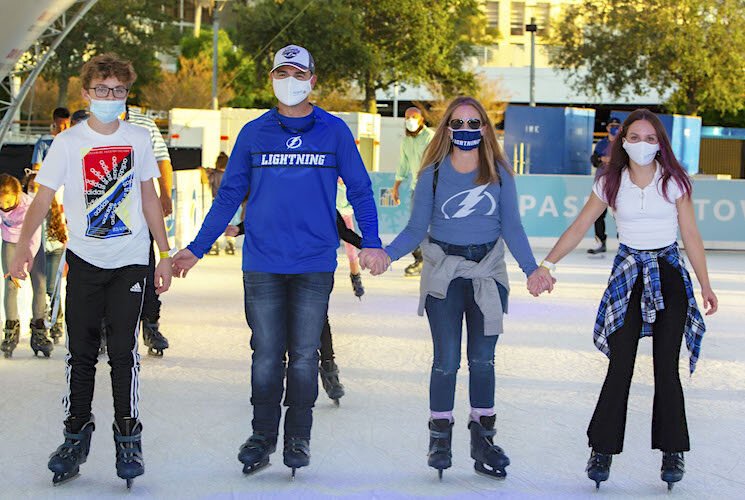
[540,259,556,273]
[159,248,179,260]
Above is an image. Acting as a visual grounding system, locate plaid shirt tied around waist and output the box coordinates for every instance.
[593,242,705,374]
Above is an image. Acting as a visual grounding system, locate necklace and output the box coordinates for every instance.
[275,107,316,135]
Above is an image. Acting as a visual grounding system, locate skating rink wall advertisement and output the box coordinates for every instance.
[370,173,745,249]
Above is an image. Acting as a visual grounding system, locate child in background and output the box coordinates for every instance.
[22,170,67,344]
[336,179,364,298]
[0,173,50,358]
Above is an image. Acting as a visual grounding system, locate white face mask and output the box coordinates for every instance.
[405,118,420,132]
[272,76,312,107]
[623,139,659,166]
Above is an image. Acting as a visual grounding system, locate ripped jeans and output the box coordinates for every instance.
[424,238,507,412]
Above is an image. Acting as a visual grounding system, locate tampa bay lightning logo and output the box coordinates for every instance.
[286,136,303,149]
[282,47,300,59]
[441,185,496,219]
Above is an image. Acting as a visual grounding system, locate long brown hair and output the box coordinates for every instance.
[418,96,512,185]
[601,108,692,208]
[47,198,67,244]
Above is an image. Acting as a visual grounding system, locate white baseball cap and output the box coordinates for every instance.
[272,44,315,73]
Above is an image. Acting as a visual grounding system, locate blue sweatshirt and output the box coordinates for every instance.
[187,107,382,273]
[385,155,538,277]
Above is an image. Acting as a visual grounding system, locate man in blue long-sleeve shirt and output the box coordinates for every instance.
[172,45,387,476]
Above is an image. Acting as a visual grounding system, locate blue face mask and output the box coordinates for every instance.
[89,99,125,124]
[609,126,619,136]
[449,128,482,151]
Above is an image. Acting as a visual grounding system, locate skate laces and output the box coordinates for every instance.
[662,452,684,469]
[589,451,612,468]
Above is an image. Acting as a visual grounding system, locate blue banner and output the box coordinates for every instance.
[369,172,745,248]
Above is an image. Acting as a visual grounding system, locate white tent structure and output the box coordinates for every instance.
[0,0,98,146]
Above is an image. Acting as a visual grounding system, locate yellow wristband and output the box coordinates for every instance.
[160,249,176,259]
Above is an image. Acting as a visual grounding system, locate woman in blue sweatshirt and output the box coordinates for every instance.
[383,96,553,479]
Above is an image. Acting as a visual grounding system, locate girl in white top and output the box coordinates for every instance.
[532,109,718,490]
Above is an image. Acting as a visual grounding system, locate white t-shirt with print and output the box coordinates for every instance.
[36,120,160,268]
[593,163,685,250]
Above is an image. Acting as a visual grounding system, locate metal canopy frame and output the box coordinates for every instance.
[0,0,99,147]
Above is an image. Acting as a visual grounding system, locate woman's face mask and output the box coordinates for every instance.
[623,139,659,166]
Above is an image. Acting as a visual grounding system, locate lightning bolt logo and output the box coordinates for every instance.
[286,136,303,149]
[442,185,496,219]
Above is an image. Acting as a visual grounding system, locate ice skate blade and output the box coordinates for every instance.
[437,469,443,480]
[333,399,340,407]
[241,459,270,475]
[474,461,507,480]
[291,468,297,480]
[52,470,80,486]
[147,347,164,357]
[126,478,133,489]
[667,482,674,491]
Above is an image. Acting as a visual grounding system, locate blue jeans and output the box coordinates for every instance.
[425,238,508,412]
[243,271,334,439]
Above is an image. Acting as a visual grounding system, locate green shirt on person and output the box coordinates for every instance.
[395,126,434,191]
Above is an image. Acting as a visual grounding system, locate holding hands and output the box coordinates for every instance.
[359,248,391,276]
[527,266,556,297]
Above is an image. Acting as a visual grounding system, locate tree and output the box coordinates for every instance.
[139,55,235,110]
[41,0,179,107]
[179,29,260,108]
[232,0,489,113]
[548,0,745,115]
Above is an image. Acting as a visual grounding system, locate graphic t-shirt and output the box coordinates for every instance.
[35,120,160,268]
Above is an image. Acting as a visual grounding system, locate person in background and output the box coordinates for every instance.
[21,170,67,344]
[70,109,90,126]
[390,106,434,277]
[201,152,236,255]
[31,108,70,171]
[588,115,621,254]
[336,178,364,298]
[0,174,49,358]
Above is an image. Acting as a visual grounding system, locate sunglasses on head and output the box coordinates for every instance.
[449,118,482,130]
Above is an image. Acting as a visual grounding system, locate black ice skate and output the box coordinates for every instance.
[238,432,277,475]
[1,320,20,358]
[48,415,95,486]
[586,450,612,489]
[404,259,423,277]
[427,418,453,480]
[661,452,685,490]
[49,310,64,344]
[349,273,364,299]
[142,318,169,356]
[469,415,509,479]
[319,359,345,405]
[30,318,54,358]
[283,437,310,479]
[113,418,144,489]
[225,240,236,255]
[587,239,607,255]
[208,242,220,256]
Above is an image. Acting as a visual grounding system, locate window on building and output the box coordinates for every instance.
[536,3,551,37]
[511,2,526,36]
[485,1,500,29]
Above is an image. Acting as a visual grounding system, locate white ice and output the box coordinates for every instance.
[0,245,743,499]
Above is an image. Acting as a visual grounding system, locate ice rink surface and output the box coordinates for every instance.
[1,245,743,499]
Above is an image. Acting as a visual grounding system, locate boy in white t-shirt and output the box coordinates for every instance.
[9,53,173,489]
